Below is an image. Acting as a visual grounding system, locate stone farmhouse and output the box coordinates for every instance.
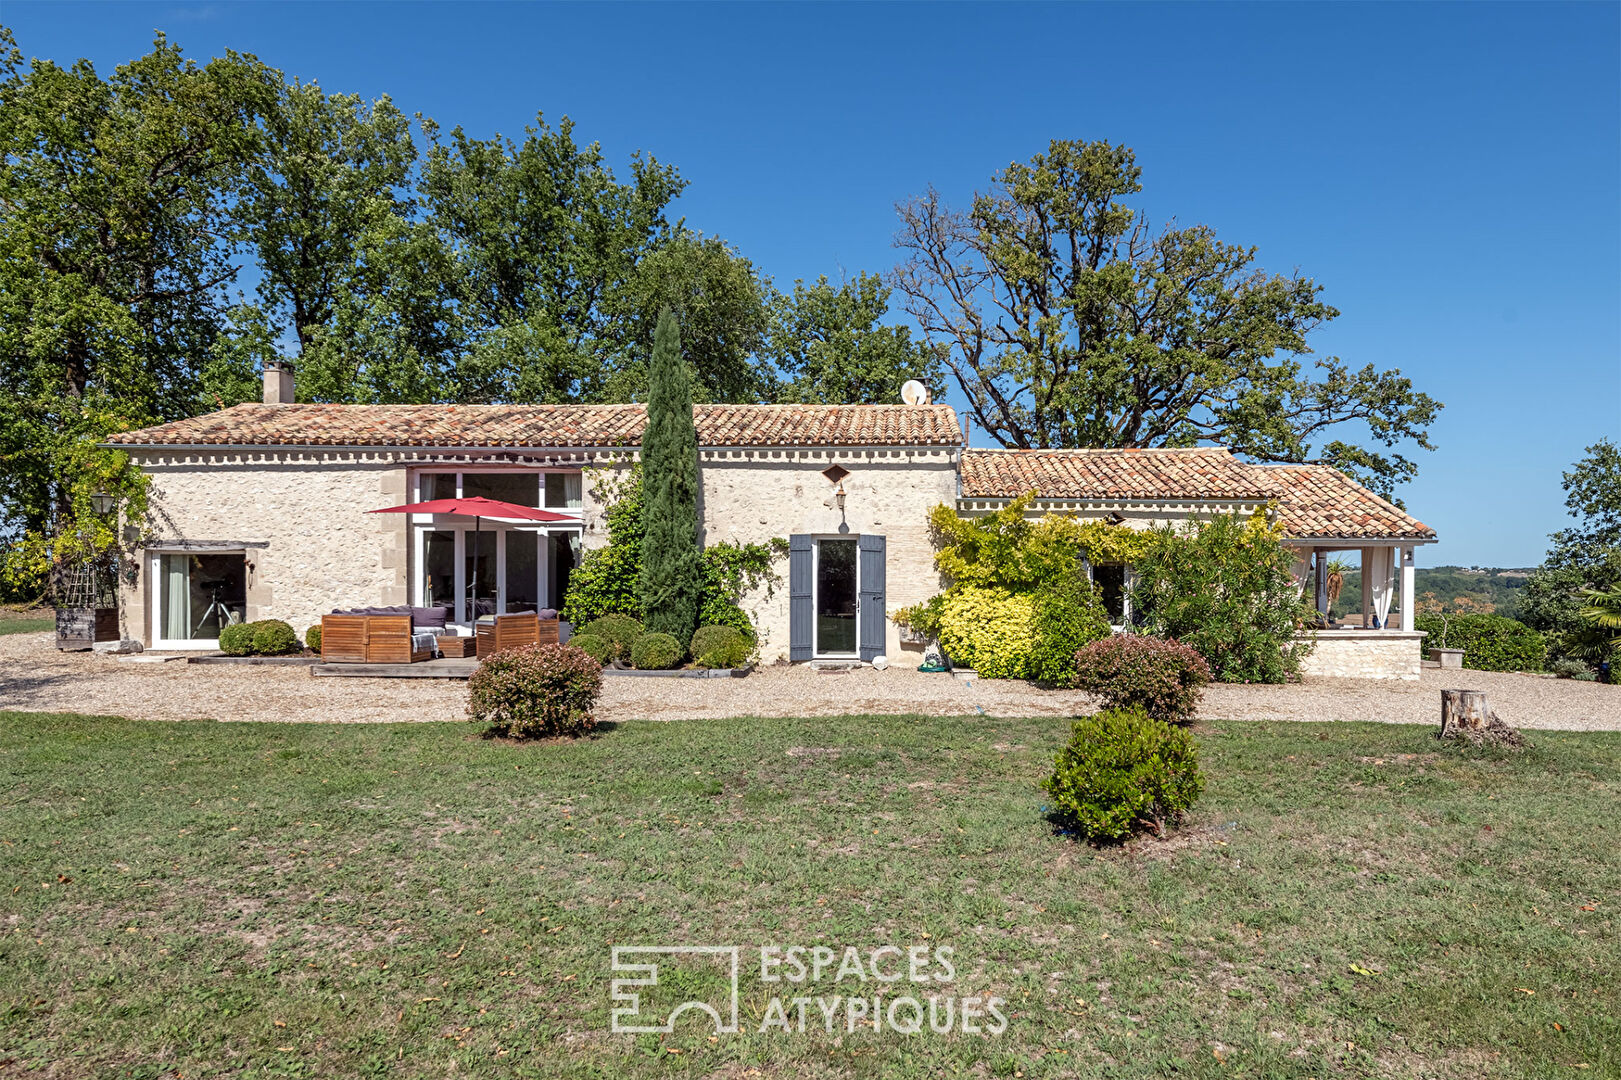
[104,367,1437,678]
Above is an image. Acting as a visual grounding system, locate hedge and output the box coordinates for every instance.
[1416,612,1546,672]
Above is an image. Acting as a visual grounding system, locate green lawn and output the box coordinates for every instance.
[0,710,1615,1079]
[0,611,51,636]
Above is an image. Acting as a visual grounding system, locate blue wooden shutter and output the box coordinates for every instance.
[789,535,813,661]
[858,533,886,662]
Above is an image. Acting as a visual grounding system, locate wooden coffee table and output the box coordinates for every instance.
[436,635,476,658]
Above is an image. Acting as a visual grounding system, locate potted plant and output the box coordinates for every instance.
[1325,556,1352,624]
[1416,592,1465,668]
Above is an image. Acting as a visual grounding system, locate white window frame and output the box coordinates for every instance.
[148,547,248,650]
[812,535,861,659]
[409,467,583,628]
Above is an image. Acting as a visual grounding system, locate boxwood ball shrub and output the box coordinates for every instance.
[1043,707,1205,842]
[691,624,750,669]
[630,631,683,670]
[578,614,643,662]
[251,619,300,656]
[1416,612,1546,673]
[568,633,613,665]
[305,624,322,653]
[1073,636,1212,722]
[467,643,603,738]
[218,622,255,656]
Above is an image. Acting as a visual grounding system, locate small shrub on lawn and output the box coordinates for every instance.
[1416,612,1546,672]
[691,624,750,669]
[305,625,322,652]
[1073,636,1212,722]
[1043,707,1205,842]
[250,620,300,656]
[578,614,643,661]
[569,633,613,665]
[218,622,254,656]
[467,643,602,738]
[630,631,683,670]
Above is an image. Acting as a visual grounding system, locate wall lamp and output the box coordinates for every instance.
[90,492,116,515]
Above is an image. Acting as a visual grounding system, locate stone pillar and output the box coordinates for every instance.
[1400,546,1416,632]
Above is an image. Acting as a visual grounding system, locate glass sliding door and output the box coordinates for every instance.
[549,532,578,610]
[815,538,859,656]
[423,531,457,614]
[156,551,246,645]
[417,525,581,623]
[505,531,540,613]
[465,530,497,617]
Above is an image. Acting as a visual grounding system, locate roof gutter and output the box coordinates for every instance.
[101,441,964,455]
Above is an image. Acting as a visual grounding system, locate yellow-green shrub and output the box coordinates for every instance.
[936,586,1034,679]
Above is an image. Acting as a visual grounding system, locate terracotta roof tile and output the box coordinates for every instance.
[1259,464,1435,540]
[960,447,1279,501]
[106,403,964,449]
[959,447,1435,541]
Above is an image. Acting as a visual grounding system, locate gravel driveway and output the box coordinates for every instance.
[1,631,1616,731]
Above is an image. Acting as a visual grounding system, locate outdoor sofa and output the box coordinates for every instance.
[320,605,453,664]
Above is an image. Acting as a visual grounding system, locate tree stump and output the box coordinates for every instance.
[1440,690,1490,738]
[1439,689,1527,749]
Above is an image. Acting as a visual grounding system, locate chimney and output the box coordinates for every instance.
[263,359,294,405]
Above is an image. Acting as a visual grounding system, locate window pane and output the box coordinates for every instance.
[422,473,458,501]
[424,530,456,613]
[816,539,859,655]
[506,531,539,613]
[545,472,583,509]
[463,472,538,507]
[466,530,497,617]
[1094,564,1127,624]
[163,552,246,640]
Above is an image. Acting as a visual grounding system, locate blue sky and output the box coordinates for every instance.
[7,1,1618,568]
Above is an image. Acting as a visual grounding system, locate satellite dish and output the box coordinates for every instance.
[900,379,930,406]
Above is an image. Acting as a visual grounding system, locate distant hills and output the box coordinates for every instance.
[1332,565,1535,620]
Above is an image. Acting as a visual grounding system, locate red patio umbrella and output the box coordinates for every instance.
[369,497,572,618]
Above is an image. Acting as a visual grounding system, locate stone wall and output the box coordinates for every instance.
[121,452,412,642]
[121,446,958,662]
[697,448,959,662]
[1297,630,1423,681]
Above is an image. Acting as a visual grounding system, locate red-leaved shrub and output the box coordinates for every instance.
[468,643,603,738]
[1072,636,1212,722]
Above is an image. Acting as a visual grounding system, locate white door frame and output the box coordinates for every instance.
[148,548,247,650]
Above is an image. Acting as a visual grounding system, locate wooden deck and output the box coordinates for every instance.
[310,658,479,679]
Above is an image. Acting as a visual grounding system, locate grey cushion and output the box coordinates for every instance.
[411,606,449,629]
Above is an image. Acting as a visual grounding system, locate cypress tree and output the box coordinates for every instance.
[638,307,703,643]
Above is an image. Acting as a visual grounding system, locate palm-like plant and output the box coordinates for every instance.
[1578,585,1621,646]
